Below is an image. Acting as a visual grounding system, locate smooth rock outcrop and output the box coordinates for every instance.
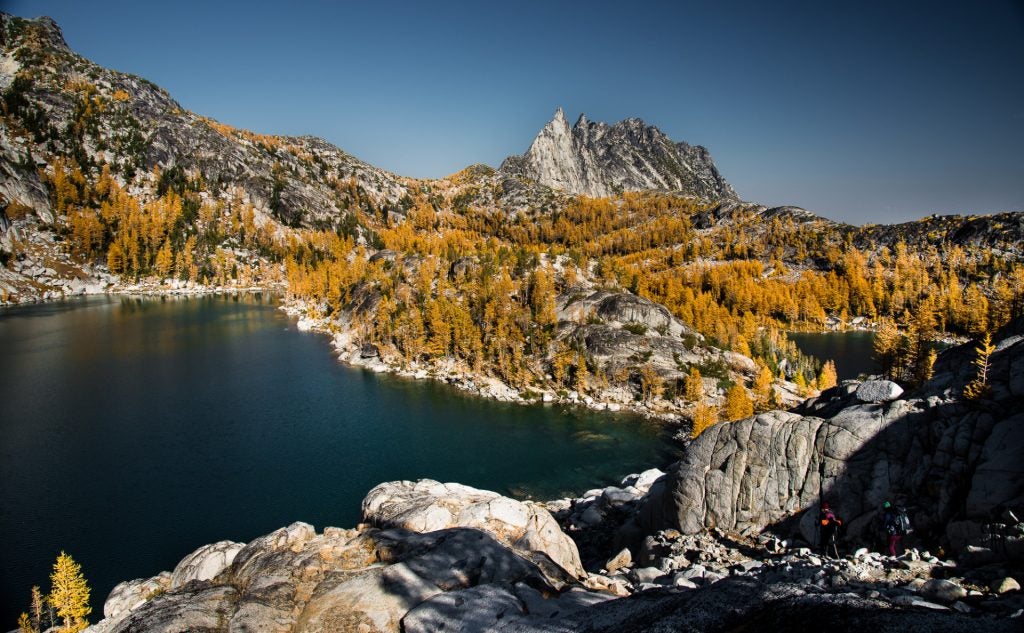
[169,540,244,588]
[605,548,632,573]
[992,577,1020,594]
[88,526,580,633]
[102,572,171,621]
[552,290,758,402]
[855,380,903,403]
[362,479,585,578]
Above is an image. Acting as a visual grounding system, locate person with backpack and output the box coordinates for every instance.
[819,501,842,558]
[882,501,910,555]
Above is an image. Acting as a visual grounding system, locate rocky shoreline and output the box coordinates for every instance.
[0,242,281,307]
[279,296,807,425]
[83,472,1023,633]
[280,299,662,419]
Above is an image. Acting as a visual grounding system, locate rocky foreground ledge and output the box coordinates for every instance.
[86,319,1024,632]
[87,478,1021,633]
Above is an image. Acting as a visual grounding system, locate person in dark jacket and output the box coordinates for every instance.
[882,501,903,556]
[819,501,842,558]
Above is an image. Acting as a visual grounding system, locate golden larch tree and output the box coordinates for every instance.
[49,551,91,632]
[723,384,754,421]
[683,367,704,402]
[817,360,838,391]
[639,365,664,401]
[873,317,900,380]
[529,266,558,328]
[154,239,175,279]
[963,332,994,401]
[752,365,774,409]
[690,399,718,439]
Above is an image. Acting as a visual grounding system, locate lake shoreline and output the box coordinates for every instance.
[279,297,705,427]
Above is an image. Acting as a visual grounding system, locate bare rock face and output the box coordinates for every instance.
[101,572,171,621]
[554,289,758,401]
[401,584,525,633]
[169,540,245,589]
[920,578,967,603]
[88,524,582,633]
[855,380,903,403]
[362,479,585,578]
[501,108,737,201]
[645,318,1024,554]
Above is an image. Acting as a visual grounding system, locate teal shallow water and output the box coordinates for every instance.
[0,294,674,622]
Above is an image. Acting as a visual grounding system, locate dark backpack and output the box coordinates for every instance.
[895,507,912,535]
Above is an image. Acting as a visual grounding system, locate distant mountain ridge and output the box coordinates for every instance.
[500,107,737,201]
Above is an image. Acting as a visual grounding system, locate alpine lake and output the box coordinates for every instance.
[787,330,880,381]
[0,294,678,621]
[0,295,887,621]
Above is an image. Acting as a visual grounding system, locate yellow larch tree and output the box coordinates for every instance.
[639,365,664,401]
[873,317,901,380]
[683,367,704,402]
[963,332,994,401]
[529,265,558,328]
[723,384,754,421]
[49,552,90,632]
[690,399,718,439]
[752,365,774,410]
[817,360,838,391]
[154,239,175,279]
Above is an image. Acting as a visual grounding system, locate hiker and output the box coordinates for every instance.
[819,502,842,558]
[882,501,910,555]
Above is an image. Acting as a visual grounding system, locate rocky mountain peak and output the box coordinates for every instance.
[501,108,738,201]
[1,13,70,53]
[514,106,587,196]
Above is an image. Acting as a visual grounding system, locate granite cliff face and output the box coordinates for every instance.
[644,316,1024,557]
[500,108,737,201]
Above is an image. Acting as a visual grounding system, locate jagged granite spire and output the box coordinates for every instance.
[501,108,737,201]
[518,107,588,194]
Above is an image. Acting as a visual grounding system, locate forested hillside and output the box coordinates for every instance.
[2,13,1022,427]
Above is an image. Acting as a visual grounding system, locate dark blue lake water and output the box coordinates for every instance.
[0,294,674,624]
[788,330,880,381]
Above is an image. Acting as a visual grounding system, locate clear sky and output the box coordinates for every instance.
[6,0,1024,224]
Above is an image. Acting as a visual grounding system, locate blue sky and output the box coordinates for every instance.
[7,0,1024,224]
